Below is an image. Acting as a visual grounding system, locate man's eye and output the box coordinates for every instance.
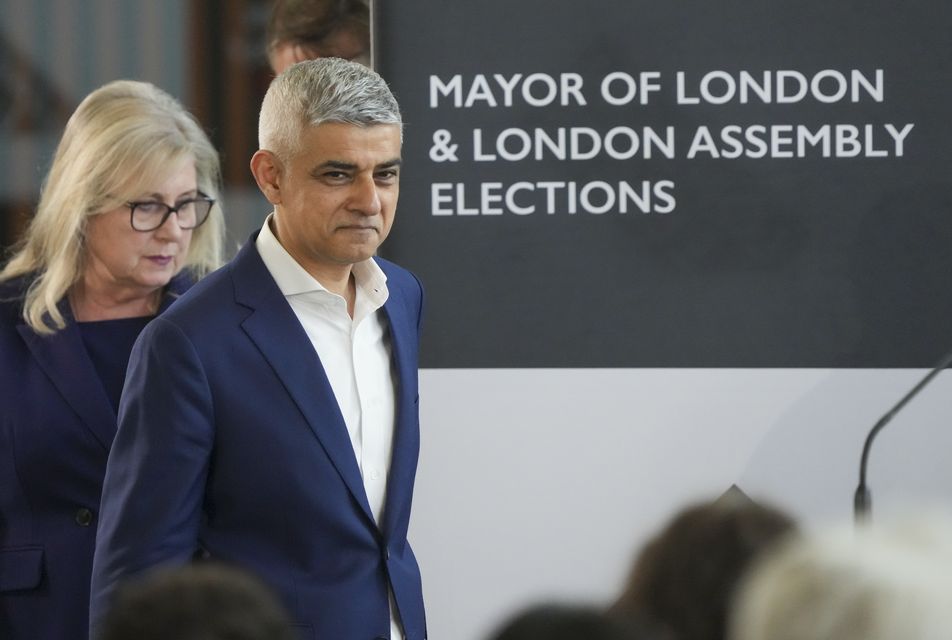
[376,170,399,181]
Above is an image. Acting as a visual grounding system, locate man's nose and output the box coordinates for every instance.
[350,174,382,215]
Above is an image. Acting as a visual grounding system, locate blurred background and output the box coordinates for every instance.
[0,0,275,258]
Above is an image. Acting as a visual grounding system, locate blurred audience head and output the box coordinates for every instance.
[488,603,650,640]
[266,0,370,73]
[96,563,296,640]
[257,56,401,163]
[0,79,223,333]
[730,512,952,640]
[610,490,796,640]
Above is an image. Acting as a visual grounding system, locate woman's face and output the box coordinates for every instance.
[83,159,198,301]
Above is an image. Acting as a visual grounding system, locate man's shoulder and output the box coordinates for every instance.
[374,256,422,293]
[139,264,245,362]
[157,244,261,333]
[163,263,234,321]
[157,239,275,331]
[374,257,424,330]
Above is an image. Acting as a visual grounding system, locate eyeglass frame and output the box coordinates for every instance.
[124,194,216,232]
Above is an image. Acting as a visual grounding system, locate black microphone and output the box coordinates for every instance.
[854,345,952,522]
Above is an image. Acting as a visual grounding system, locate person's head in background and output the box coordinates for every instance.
[0,79,223,332]
[267,0,370,73]
[96,563,297,640]
[609,492,796,640]
[488,603,651,640]
[730,512,952,640]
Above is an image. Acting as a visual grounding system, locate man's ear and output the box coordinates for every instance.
[250,150,283,205]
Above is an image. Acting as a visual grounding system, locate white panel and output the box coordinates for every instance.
[409,368,952,639]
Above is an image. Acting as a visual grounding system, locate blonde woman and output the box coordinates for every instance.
[0,80,223,640]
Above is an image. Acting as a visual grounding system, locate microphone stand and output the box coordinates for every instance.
[854,345,952,523]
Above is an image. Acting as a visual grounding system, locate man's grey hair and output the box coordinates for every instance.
[258,57,402,160]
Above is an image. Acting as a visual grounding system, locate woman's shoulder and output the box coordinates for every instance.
[0,276,33,327]
[0,274,33,320]
[0,272,33,295]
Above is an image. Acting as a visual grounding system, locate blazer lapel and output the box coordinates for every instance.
[18,317,116,450]
[378,283,420,538]
[14,276,194,452]
[230,239,376,525]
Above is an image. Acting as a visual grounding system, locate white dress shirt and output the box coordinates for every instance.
[256,215,403,638]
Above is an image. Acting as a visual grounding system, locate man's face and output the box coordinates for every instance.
[269,122,402,277]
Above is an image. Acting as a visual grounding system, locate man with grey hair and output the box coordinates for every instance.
[91,58,426,640]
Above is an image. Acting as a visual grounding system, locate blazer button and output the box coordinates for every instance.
[74,508,94,527]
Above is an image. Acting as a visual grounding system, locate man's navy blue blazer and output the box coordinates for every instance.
[90,233,427,640]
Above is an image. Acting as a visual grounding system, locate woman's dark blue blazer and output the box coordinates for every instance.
[0,273,191,640]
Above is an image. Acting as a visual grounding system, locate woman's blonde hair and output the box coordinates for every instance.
[0,80,224,334]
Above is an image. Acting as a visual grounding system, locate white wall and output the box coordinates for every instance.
[409,368,952,639]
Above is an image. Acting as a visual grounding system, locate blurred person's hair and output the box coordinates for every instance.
[730,512,952,640]
[258,56,401,163]
[96,563,296,640]
[266,0,370,67]
[0,80,223,334]
[610,493,796,640]
[489,603,650,640]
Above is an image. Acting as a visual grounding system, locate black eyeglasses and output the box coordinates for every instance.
[126,196,215,232]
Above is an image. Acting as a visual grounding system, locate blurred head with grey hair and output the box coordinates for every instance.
[730,512,952,640]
